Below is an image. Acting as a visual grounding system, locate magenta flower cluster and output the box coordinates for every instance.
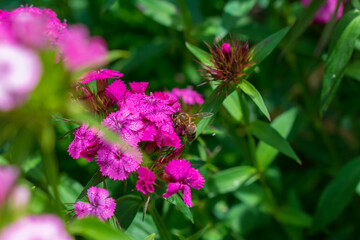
[0,5,108,111]
[68,68,205,210]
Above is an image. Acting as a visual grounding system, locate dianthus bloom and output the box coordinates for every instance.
[0,165,18,206]
[96,143,142,180]
[75,186,116,221]
[0,215,73,240]
[68,124,100,161]
[79,68,123,84]
[163,159,205,207]
[301,0,343,24]
[136,167,155,195]
[171,86,204,105]
[0,43,42,111]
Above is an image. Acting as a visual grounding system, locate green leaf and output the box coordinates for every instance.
[223,91,243,122]
[252,26,290,63]
[282,0,326,53]
[224,0,255,17]
[144,233,156,240]
[166,194,194,223]
[256,108,298,172]
[107,50,131,63]
[69,217,134,240]
[58,175,83,205]
[321,10,360,115]
[238,80,271,121]
[114,195,142,229]
[311,157,360,233]
[249,121,301,164]
[345,60,360,82]
[275,206,312,228]
[212,166,257,194]
[134,0,183,30]
[76,171,103,201]
[185,42,213,66]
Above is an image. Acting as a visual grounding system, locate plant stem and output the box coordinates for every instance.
[148,201,172,240]
[177,0,196,45]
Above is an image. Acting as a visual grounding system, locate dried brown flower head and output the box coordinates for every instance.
[199,38,256,95]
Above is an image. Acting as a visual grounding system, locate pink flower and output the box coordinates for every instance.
[171,86,204,106]
[58,24,107,71]
[102,108,144,147]
[0,43,42,111]
[129,81,148,93]
[79,68,123,84]
[163,159,204,207]
[136,167,155,195]
[5,5,67,48]
[222,43,231,54]
[75,186,116,221]
[0,214,73,240]
[105,80,127,104]
[153,91,181,112]
[96,143,142,180]
[0,165,18,206]
[68,124,100,162]
[301,0,343,24]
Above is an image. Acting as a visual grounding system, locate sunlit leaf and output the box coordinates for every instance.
[238,80,271,121]
[144,233,156,240]
[311,157,360,233]
[69,217,134,240]
[185,42,212,66]
[249,121,301,164]
[212,166,257,194]
[256,108,298,171]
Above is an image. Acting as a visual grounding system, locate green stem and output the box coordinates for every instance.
[148,201,172,240]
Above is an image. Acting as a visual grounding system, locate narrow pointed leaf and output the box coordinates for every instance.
[238,80,271,121]
[144,234,156,240]
[249,120,301,164]
[166,194,194,223]
[253,26,290,63]
[185,42,213,66]
[311,157,360,233]
[256,108,298,172]
[321,10,360,115]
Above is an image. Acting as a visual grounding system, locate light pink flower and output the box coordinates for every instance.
[79,68,123,84]
[301,0,343,24]
[75,186,116,221]
[58,24,107,71]
[0,43,42,111]
[0,165,18,206]
[96,143,142,180]
[102,108,144,147]
[68,124,100,162]
[0,214,73,240]
[136,167,155,195]
[163,159,204,207]
[171,86,204,105]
